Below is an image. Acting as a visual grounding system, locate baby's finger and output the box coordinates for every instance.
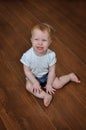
[46,89,50,94]
[52,88,56,91]
[51,90,55,94]
[50,89,56,95]
[38,88,42,93]
[34,88,37,93]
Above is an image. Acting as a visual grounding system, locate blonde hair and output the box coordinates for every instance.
[31,23,55,38]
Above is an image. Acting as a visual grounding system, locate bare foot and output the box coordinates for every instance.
[44,94,52,107]
[70,73,81,83]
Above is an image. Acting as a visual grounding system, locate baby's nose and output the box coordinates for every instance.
[39,40,43,45]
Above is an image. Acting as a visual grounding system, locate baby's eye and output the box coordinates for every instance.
[35,38,38,40]
[42,39,47,41]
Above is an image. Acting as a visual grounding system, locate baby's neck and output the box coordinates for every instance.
[33,49,47,57]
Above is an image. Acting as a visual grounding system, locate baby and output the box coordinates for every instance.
[20,23,80,107]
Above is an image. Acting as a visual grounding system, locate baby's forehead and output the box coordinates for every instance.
[31,29,50,40]
[32,29,50,38]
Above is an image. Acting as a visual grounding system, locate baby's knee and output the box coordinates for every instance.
[26,82,33,92]
[26,84,29,91]
[53,78,63,89]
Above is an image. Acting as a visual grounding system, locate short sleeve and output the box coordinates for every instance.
[48,52,57,66]
[20,53,30,67]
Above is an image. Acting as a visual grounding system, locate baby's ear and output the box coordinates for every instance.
[30,37,32,42]
[50,39,52,44]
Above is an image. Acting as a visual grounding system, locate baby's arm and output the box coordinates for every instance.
[23,65,41,93]
[46,64,56,94]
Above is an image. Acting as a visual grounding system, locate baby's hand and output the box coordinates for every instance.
[46,84,56,95]
[32,82,42,94]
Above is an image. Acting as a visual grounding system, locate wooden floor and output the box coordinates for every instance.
[0,0,86,130]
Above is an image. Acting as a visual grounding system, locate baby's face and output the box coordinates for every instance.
[31,29,52,56]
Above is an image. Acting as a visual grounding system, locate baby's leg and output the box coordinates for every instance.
[26,80,52,107]
[53,73,80,89]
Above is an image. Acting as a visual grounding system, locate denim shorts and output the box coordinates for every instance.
[35,73,48,88]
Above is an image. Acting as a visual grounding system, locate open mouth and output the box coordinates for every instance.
[37,47,44,50]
